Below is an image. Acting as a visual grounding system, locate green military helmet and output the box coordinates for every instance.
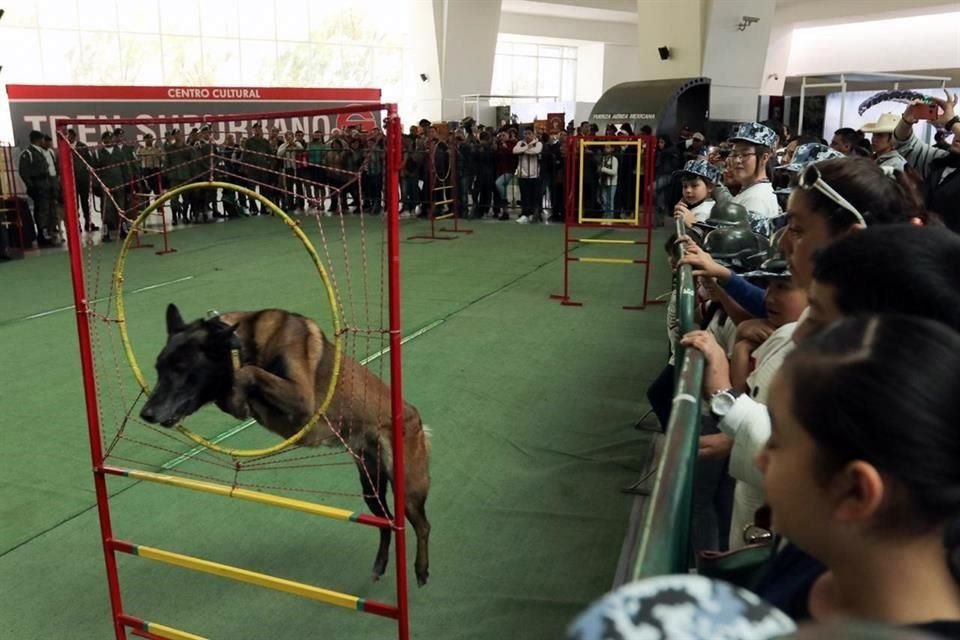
[744,236,790,282]
[742,226,785,270]
[698,201,751,232]
[704,226,770,272]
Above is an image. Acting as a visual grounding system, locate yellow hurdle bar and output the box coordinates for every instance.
[112,467,363,523]
[120,614,208,640]
[145,622,207,640]
[115,541,366,612]
[577,257,637,265]
[434,212,455,220]
[573,238,638,245]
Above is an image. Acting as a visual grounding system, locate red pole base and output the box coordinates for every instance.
[561,300,584,307]
[155,247,178,256]
[548,293,568,300]
[438,227,473,234]
[622,304,646,311]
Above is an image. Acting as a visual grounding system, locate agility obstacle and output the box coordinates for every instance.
[407,138,472,240]
[59,104,415,640]
[550,134,658,309]
[0,144,31,258]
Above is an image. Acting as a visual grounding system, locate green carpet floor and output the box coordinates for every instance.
[0,215,670,639]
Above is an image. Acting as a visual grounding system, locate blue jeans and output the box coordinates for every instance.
[601,184,616,218]
[495,173,512,206]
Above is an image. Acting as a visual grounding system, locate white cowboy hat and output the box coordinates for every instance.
[861,113,901,134]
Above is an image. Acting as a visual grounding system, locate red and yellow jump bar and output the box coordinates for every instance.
[111,539,398,620]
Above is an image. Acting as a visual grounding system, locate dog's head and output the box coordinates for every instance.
[140,303,238,427]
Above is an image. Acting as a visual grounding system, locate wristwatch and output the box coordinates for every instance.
[709,388,739,420]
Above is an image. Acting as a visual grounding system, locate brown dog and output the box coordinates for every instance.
[140,304,431,586]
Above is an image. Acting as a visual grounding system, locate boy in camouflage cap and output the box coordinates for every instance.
[674,158,723,226]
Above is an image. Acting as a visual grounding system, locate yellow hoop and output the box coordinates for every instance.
[115,181,343,458]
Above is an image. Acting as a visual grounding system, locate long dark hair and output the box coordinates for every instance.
[785,315,960,583]
[790,157,921,234]
[812,225,960,331]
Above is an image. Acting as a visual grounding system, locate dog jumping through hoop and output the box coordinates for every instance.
[139,304,432,586]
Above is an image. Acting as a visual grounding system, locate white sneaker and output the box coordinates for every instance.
[541,213,550,225]
[399,211,413,219]
[516,215,529,224]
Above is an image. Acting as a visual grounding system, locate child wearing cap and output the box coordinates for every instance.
[728,122,782,235]
[674,159,721,226]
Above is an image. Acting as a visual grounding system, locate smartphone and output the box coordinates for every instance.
[915,103,941,121]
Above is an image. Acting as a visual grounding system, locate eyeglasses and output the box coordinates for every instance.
[729,152,757,161]
[798,163,867,227]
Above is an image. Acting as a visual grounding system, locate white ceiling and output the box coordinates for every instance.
[500,0,638,23]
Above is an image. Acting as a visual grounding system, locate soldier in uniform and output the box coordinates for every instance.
[163,130,196,226]
[18,131,60,246]
[192,125,216,222]
[92,131,131,241]
[66,129,98,232]
[241,122,275,213]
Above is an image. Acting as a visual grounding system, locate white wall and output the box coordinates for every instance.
[701,0,775,120]
[634,0,704,81]
[602,45,640,90]
[786,11,960,77]
[498,12,636,45]
[576,43,605,102]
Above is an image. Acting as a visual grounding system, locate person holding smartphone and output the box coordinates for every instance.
[894,90,960,231]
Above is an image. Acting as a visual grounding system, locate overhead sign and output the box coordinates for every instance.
[5,85,382,148]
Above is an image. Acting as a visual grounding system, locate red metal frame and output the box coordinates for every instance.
[58,130,129,640]
[57,104,411,640]
[407,139,471,240]
[151,173,177,255]
[550,134,658,310]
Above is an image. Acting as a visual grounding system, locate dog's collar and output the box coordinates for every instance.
[229,333,243,372]
[208,310,244,372]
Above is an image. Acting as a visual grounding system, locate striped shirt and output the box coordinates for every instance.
[894,129,956,184]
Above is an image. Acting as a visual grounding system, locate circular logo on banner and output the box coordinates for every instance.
[548,115,563,132]
[337,106,378,131]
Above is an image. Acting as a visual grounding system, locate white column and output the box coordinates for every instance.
[437,0,502,121]
[700,0,776,121]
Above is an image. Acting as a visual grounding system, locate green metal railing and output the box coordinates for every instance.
[631,219,705,578]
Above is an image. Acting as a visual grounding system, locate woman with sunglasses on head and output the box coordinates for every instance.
[680,155,923,322]
[758,315,960,637]
[727,122,782,236]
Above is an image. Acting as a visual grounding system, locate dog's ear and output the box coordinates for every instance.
[166,303,185,335]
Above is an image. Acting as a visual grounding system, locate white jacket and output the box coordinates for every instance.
[512,140,542,178]
[599,155,618,186]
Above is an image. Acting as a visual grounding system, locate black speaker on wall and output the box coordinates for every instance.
[658,46,671,61]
